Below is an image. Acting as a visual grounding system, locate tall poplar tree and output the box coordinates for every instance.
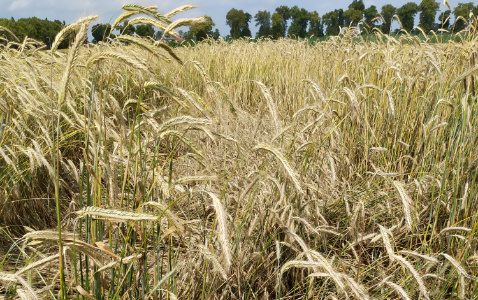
[397,2,419,32]
[418,0,439,32]
[255,10,271,38]
[380,4,396,34]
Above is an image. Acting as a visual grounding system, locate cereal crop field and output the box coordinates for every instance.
[0,4,478,299]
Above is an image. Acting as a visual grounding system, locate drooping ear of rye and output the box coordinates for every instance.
[164,5,196,18]
[110,5,158,34]
[254,144,304,195]
[121,4,172,25]
[205,192,232,275]
[392,181,414,231]
[0,26,20,42]
[57,16,98,105]
[51,15,97,300]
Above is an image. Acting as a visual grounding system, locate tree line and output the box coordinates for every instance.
[91,22,157,43]
[90,18,218,43]
[222,0,478,39]
[0,17,69,48]
[87,0,478,43]
[1,1,477,46]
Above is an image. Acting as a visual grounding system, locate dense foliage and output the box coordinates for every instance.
[0,17,69,48]
[2,1,477,44]
[221,0,478,40]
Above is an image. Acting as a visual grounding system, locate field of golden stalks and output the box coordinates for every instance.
[0,4,478,299]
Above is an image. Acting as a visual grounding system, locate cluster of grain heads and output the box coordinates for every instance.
[0,3,221,299]
[1,3,478,299]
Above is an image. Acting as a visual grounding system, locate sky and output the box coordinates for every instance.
[0,0,451,38]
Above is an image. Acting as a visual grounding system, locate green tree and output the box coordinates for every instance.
[439,10,451,29]
[397,2,419,32]
[338,9,346,29]
[255,10,271,38]
[226,8,246,39]
[275,6,291,37]
[241,13,252,37]
[135,24,154,38]
[418,0,439,32]
[363,5,378,29]
[344,0,365,26]
[349,0,365,11]
[322,11,336,36]
[92,23,111,43]
[117,21,135,35]
[0,18,21,42]
[343,8,363,26]
[212,29,221,40]
[453,2,474,32]
[0,17,68,48]
[182,30,194,41]
[288,6,309,38]
[380,4,396,34]
[308,11,324,37]
[190,16,215,41]
[271,13,284,38]
[323,9,344,36]
[154,30,164,40]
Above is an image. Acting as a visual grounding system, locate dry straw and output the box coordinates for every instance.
[142,201,185,234]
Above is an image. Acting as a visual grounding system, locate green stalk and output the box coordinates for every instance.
[49,37,66,300]
[54,129,66,299]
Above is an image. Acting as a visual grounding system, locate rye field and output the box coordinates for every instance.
[1,4,478,299]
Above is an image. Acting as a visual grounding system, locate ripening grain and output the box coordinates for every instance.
[0,4,478,299]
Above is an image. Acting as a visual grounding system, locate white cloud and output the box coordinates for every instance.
[8,0,31,11]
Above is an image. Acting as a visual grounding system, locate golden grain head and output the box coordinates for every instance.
[1,4,477,298]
